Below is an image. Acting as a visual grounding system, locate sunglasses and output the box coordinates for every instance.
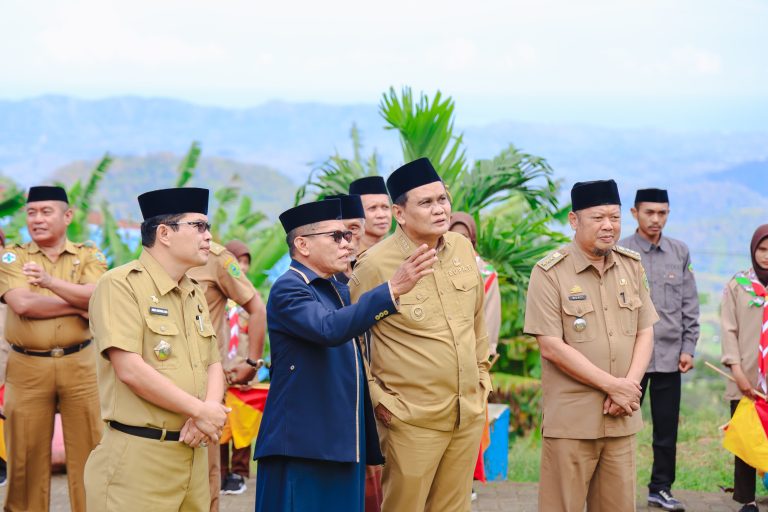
[163,220,212,233]
[301,230,354,243]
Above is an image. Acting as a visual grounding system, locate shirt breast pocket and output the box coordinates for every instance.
[399,289,439,328]
[617,293,642,336]
[663,265,683,309]
[450,273,479,322]
[144,316,181,370]
[561,300,596,343]
[197,321,216,367]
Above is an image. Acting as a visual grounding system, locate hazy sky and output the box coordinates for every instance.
[2,0,766,129]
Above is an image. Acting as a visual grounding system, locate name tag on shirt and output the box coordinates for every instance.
[568,294,587,301]
[149,307,169,316]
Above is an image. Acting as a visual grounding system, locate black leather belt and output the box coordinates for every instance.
[11,339,92,358]
[109,421,181,442]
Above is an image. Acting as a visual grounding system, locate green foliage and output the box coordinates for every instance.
[68,153,112,242]
[380,87,467,187]
[0,187,25,219]
[490,372,542,438]
[99,201,136,265]
[176,141,201,187]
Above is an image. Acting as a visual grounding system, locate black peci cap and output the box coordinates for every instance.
[349,176,388,196]
[138,188,209,220]
[386,158,442,201]
[634,188,669,204]
[27,186,68,204]
[570,180,621,211]
[279,199,342,233]
[324,194,365,219]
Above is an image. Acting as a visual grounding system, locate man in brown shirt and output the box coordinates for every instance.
[85,187,227,511]
[524,179,658,511]
[188,238,265,507]
[349,176,392,256]
[0,186,107,512]
[350,158,491,512]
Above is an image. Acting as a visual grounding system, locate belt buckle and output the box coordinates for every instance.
[51,347,65,358]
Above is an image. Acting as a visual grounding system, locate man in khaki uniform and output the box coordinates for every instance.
[84,187,228,511]
[188,236,265,506]
[524,179,658,511]
[350,158,491,512]
[0,186,106,512]
[349,176,392,256]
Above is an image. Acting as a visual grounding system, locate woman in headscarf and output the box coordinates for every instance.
[720,224,768,512]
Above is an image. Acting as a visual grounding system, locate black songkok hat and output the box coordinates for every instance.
[138,187,209,220]
[279,199,342,233]
[324,194,365,219]
[570,180,621,211]
[27,186,68,204]
[386,158,442,201]
[634,188,669,204]
[349,176,388,196]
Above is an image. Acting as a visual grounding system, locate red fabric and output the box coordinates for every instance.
[228,387,268,412]
[483,271,497,295]
[755,399,768,438]
[473,445,486,482]
[747,279,768,392]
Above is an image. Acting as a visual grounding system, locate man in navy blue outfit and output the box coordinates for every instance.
[254,198,436,512]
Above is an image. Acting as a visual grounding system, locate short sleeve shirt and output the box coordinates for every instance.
[89,250,219,430]
[187,242,256,358]
[0,240,107,349]
[524,243,659,439]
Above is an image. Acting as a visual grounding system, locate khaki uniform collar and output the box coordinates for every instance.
[393,225,451,257]
[570,242,616,274]
[27,238,77,255]
[26,239,78,256]
[139,250,195,297]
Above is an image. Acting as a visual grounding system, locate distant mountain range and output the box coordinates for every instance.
[1,94,767,300]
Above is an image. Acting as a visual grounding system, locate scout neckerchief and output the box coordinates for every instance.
[735,269,768,393]
[476,254,498,295]
[226,299,246,360]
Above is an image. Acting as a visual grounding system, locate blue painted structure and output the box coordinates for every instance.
[483,403,510,481]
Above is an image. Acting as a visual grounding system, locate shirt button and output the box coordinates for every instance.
[604,306,608,311]
[608,331,614,336]
[160,326,166,332]
[290,365,295,371]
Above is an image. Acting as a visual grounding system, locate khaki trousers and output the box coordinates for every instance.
[85,426,210,511]
[208,440,221,511]
[378,413,484,512]
[3,346,102,512]
[539,435,637,512]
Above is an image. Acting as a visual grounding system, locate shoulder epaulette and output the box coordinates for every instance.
[613,245,641,261]
[536,250,567,271]
[209,241,225,256]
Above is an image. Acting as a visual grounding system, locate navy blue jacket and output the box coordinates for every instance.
[254,260,395,465]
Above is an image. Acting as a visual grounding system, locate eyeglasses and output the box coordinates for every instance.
[300,230,354,243]
[162,221,212,233]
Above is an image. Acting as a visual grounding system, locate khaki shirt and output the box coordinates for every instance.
[524,243,658,439]
[187,242,256,363]
[0,240,107,349]
[350,226,492,432]
[89,250,219,430]
[721,269,764,401]
[0,304,8,385]
[620,232,700,372]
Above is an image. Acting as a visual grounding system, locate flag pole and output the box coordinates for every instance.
[704,361,767,401]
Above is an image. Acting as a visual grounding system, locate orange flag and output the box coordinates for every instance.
[220,385,269,449]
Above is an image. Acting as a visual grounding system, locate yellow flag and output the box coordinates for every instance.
[724,397,768,473]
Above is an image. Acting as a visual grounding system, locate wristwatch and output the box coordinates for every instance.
[246,358,265,369]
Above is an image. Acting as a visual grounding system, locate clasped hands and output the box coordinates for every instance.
[23,262,54,288]
[602,377,642,417]
[180,400,230,448]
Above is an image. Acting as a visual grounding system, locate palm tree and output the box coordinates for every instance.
[300,86,567,376]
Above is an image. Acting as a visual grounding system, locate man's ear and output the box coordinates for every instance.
[630,207,639,221]
[156,224,173,248]
[392,204,406,226]
[567,211,578,231]
[294,236,311,257]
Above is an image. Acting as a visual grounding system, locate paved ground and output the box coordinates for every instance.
[0,474,762,511]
